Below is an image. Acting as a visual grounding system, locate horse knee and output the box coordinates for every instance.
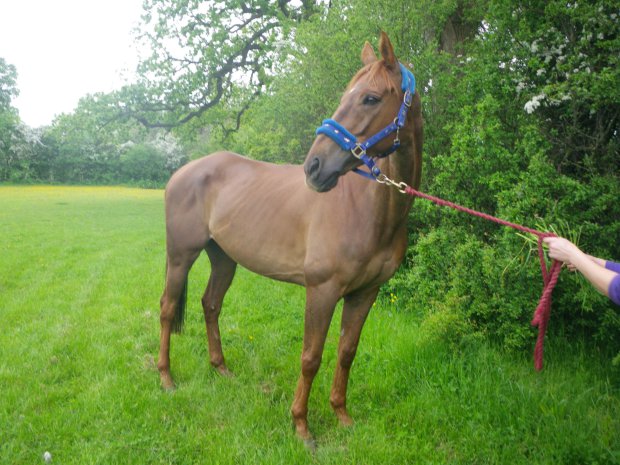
[159,298,176,323]
[301,352,322,378]
[338,345,358,369]
[330,390,346,410]
[201,296,220,322]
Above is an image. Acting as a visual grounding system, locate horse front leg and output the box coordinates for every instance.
[330,286,378,426]
[291,283,340,445]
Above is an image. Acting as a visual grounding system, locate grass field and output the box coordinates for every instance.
[0,185,618,465]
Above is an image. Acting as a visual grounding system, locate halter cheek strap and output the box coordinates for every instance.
[315,63,416,180]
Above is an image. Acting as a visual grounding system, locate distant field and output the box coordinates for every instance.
[0,185,618,464]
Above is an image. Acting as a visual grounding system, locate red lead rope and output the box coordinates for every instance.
[403,186,562,371]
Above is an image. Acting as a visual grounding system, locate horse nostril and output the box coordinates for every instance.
[307,157,321,177]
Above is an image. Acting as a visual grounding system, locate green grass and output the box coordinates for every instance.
[0,185,618,464]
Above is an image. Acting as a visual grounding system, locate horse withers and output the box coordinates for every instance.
[158,32,423,444]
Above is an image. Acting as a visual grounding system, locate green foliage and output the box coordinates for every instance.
[417,298,485,350]
[0,57,19,110]
[120,143,168,185]
[125,0,320,129]
[8,93,188,186]
[432,95,524,214]
[0,57,22,181]
[486,0,620,175]
[396,0,619,352]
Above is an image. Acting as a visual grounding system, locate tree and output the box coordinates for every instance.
[42,91,188,185]
[482,0,619,176]
[122,0,319,133]
[0,58,21,181]
[0,57,19,110]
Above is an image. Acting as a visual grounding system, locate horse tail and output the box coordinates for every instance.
[172,278,188,334]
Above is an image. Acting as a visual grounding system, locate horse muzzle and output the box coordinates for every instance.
[304,155,341,192]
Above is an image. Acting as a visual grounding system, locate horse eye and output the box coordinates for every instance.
[362,95,381,105]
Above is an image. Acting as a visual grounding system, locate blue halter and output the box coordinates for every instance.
[315,63,416,180]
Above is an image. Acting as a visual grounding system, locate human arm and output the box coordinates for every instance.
[584,254,606,267]
[566,253,606,271]
[543,236,618,299]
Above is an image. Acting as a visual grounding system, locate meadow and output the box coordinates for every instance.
[0,185,618,465]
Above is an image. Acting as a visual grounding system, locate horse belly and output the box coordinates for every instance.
[217,232,307,285]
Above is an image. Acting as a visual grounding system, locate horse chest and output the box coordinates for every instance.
[336,229,407,293]
[369,244,404,283]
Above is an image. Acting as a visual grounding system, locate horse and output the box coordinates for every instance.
[157,31,423,444]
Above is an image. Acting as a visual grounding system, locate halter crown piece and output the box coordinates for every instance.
[315,63,416,180]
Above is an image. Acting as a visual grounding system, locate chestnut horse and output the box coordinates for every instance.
[158,32,423,443]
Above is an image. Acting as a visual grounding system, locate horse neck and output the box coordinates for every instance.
[351,136,420,241]
[378,99,423,229]
[380,139,419,219]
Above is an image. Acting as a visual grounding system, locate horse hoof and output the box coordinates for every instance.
[293,422,316,452]
[215,365,234,377]
[163,384,176,393]
[303,437,317,453]
[334,407,354,427]
[161,380,176,392]
[160,373,176,391]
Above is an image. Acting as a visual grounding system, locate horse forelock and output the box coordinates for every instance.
[347,61,399,94]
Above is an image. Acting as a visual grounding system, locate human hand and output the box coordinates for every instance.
[542,236,584,267]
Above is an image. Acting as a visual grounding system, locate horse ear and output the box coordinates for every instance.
[378,31,397,69]
[361,41,377,66]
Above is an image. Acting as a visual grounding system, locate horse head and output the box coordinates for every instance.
[304,32,414,192]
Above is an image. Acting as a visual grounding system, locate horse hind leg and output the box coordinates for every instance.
[202,240,237,376]
[158,250,201,390]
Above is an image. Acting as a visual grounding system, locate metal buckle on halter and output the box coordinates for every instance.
[351,144,366,159]
[403,90,412,107]
[393,125,401,146]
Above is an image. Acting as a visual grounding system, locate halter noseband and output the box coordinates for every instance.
[315,63,416,180]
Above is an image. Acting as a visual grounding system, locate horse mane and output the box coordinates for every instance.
[347,61,399,94]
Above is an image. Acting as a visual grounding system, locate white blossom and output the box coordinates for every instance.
[524,94,546,114]
[119,140,135,151]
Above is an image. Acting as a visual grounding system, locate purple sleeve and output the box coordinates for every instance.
[605,261,620,273]
[609,274,620,306]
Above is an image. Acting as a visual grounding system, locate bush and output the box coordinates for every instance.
[120,143,169,185]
